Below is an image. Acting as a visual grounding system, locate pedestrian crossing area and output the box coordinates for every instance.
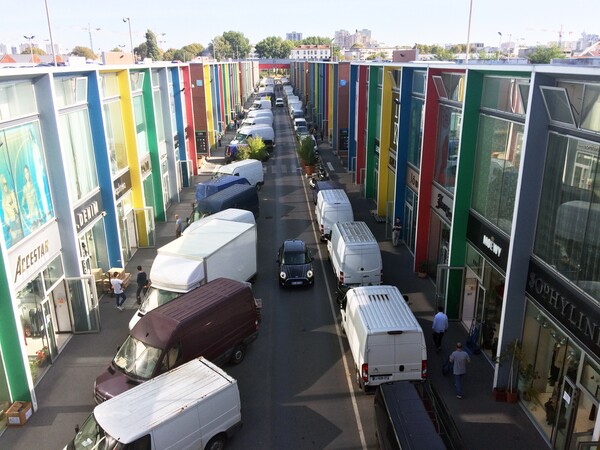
[198,159,335,177]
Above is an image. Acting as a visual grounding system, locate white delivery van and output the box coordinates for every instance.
[286,95,300,104]
[341,285,427,391]
[241,115,273,127]
[294,118,307,132]
[217,159,264,189]
[129,219,257,329]
[327,221,383,288]
[246,109,273,120]
[315,189,354,241]
[67,357,241,450]
[248,99,271,111]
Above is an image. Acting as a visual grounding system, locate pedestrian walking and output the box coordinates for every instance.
[432,306,449,351]
[449,342,470,399]
[136,265,148,305]
[175,214,183,238]
[110,272,126,311]
[392,217,402,246]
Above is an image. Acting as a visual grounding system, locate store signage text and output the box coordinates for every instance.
[431,185,453,222]
[527,261,600,354]
[482,235,502,257]
[14,240,49,283]
[113,171,132,201]
[407,167,419,191]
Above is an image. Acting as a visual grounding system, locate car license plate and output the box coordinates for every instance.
[371,375,390,381]
[291,281,303,285]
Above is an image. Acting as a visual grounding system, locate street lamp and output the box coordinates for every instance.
[465,0,474,62]
[24,35,35,63]
[44,0,57,66]
[497,31,502,61]
[123,17,134,61]
[87,23,101,54]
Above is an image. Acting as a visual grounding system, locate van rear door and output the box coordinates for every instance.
[343,249,381,286]
[367,331,424,384]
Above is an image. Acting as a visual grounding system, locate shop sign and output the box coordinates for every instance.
[73,191,103,232]
[431,185,453,222]
[527,259,600,355]
[407,167,419,192]
[467,213,509,271]
[113,171,132,201]
[140,155,151,178]
[9,221,61,286]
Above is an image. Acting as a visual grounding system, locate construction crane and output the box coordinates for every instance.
[528,25,574,47]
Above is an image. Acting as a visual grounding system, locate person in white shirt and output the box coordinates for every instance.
[110,272,126,311]
[432,306,449,351]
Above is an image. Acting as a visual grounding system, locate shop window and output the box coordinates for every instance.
[0,80,37,121]
[133,95,150,158]
[534,133,600,299]
[481,76,529,116]
[130,72,145,92]
[54,77,88,108]
[412,71,426,95]
[471,115,523,235]
[99,73,120,99]
[0,121,54,248]
[540,86,576,126]
[103,101,128,175]
[433,105,462,193]
[407,97,424,168]
[153,89,166,144]
[59,109,98,201]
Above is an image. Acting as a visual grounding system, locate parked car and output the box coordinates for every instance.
[296,125,311,141]
[275,98,284,107]
[276,239,314,288]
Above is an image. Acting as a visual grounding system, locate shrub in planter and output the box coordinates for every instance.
[298,137,318,174]
[237,136,269,162]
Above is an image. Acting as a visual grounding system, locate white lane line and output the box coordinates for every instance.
[327,162,335,172]
[298,156,368,450]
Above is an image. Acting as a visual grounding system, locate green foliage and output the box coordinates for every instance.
[301,36,332,45]
[181,43,204,57]
[238,137,268,161]
[298,137,318,165]
[527,45,565,64]
[70,46,96,60]
[222,31,251,59]
[434,48,456,61]
[255,36,293,58]
[22,47,46,56]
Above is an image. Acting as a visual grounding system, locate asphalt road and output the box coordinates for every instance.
[224,103,374,449]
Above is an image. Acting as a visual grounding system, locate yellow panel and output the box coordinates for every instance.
[204,64,216,147]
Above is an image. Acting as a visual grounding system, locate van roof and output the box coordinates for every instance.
[221,159,263,170]
[197,174,249,188]
[201,183,255,202]
[348,285,422,333]
[132,278,252,347]
[318,189,350,204]
[94,357,236,443]
[158,219,254,260]
[334,221,377,244]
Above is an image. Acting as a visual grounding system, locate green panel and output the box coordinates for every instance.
[446,71,484,319]
[0,257,31,402]
[143,71,164,222]
[365,66,380,199]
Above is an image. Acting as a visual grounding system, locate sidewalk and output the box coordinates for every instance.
[317,138,550,450]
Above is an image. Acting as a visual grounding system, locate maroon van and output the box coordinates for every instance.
[94,277,260,404]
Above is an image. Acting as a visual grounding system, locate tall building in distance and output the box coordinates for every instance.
[286,32,303,42]
[334,29,373,49]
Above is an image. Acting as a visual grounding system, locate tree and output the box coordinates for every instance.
[255,36,293,58]
[222,31,251,59]
[143,30,161,61]
[433,48,455,61]
[527,45,565,64]
[22,47,46,56]
[209,36,230,61]
[301,36,332,45]
[70,46,96,60]
[181,43,204,58]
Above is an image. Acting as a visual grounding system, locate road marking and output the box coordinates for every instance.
[299,162,368,450]
[327,162,335,172]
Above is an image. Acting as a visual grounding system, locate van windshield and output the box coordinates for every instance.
[234,131,250,142]
[113,335,162,380]
[139,287,181,314]
[68,413,118,450]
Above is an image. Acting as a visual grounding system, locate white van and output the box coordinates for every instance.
[315,189,354,241]
[341,285,427,392]
[294,118,307,132]
[246,109,273,120]
[217,159,264,190]
[327,221,383,288]
[184,208,255,235]
[249,99,271,111]
[67,357,241,450]
[241,115,273,127]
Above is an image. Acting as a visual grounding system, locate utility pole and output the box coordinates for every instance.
[87,23,101,54]
[24,35,35,63]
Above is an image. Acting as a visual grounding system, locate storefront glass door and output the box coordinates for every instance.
[554,377,579,448]
[67,276,100,333]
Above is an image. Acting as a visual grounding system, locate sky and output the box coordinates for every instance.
[2,0,599,54]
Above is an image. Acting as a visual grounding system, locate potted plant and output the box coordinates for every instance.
[497,338,531,403]
[417,261,428,278]
[298,137,318,175]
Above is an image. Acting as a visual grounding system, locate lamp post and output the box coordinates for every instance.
[123,17,134,61]
[24,35,35,63]
[44,0,57,66]
[87,23,101,54]
[465,0,474,62]
[497,31,502,61]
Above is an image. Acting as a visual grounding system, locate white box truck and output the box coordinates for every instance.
[341,285,427,392]
[327,221,383,288]
[67,357,241,450]
[129,219,257,329]
[315,189,354,241]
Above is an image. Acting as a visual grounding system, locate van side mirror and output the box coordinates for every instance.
[75,424,80,434]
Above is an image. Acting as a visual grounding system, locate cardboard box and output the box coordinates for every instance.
[6,401,33,426]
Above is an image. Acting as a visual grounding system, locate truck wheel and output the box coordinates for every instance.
[205,435,226,450]
[230,345,246,364]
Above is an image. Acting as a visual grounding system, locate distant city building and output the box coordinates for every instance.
[334,30,351,49]
[334,28,373,50]
[286,32,303,42]
[290,45,330,60]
